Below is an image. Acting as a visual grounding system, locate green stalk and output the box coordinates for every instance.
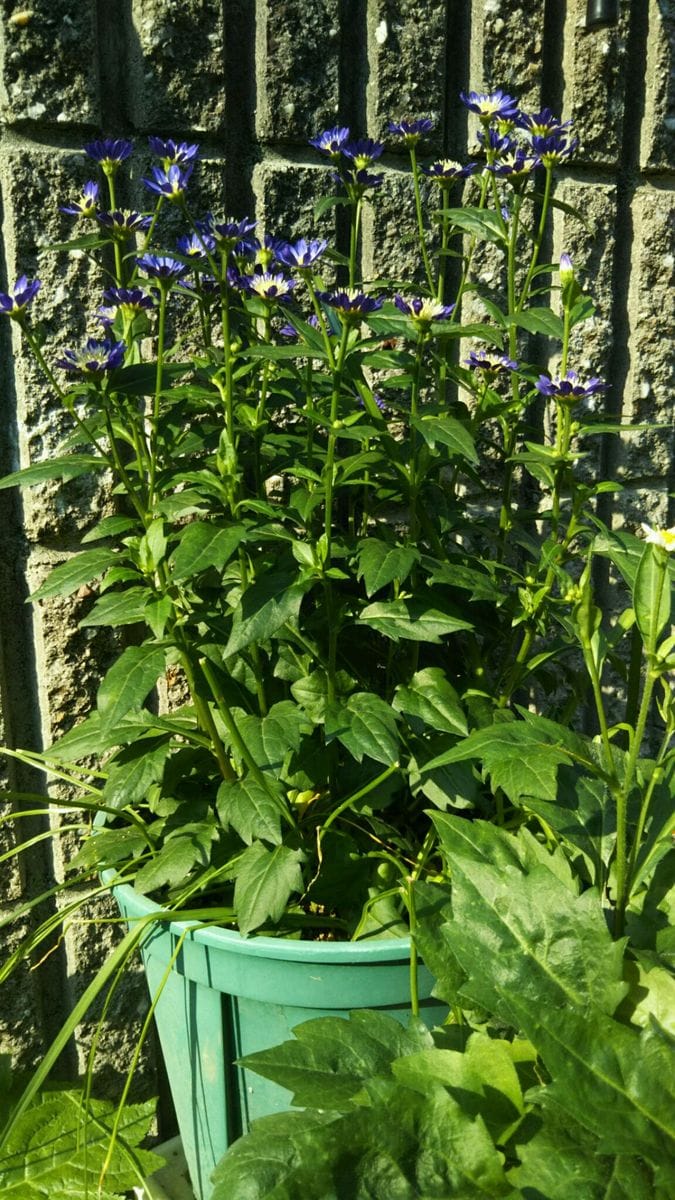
[348,195,363,288]
[409,143,434,294]
[516,163,554,313]
[103,166,124,286]
[147,280,169,511]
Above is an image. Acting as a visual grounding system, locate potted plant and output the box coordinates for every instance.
[2,86,670,1197]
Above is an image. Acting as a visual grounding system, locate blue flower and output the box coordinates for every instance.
[422,159,477,184]
[343,138,384,168]
[531,132,578,166]
[176,231,215,258]
[245,271,297,301]
[464,349,518,374]
[135,254,188,280]
[143,163,194,202]
[517,108,572,138]
[387,118,434,142]
[97,210,152,238]
[0,275,41,318]
[309,126,351,156]
[147,137,200,166]
[489,148,540,179]
[83,138,134,168]
[59,181,100,218]
[535,370,607,404]
[207,216,258,253]
[317,289,383,318]
[56,337,126,374]
[394,295,454,324]
[476,127,515,156]
[276,238,328,269]
[460,89,519,121]
[102,287,155,315]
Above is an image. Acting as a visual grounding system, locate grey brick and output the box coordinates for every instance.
[1,0,99,127]
[257,0,340,144]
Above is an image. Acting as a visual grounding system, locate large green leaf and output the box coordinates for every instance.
[233,842,304,935]
[633,543,671,645]
[325,693,400,765]
[132,822,214,893]
[29,549,118,601]
[101,740,173,809]
[225,573,310,657]
[411,414,478,463]
[170,521,246,581]
[97,644,168,733]
[0,1090,162,1198]
[217,776,284,845]
[359,599,473,643]
[393,668,467,736]
[237,702,312,771]
[508,307,564,340]
[356,539,419,597]
[79,586,151,628]
[0,454,105,491]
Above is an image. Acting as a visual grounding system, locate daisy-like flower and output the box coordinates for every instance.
[102,287,155,316]
[309,126,351,156]
[147,137,200,167]
[476,127,515,157]
[317,289,383,318]
[517,108,573,138]
[56,337,126,374]
[143,163,194,202]
[97,210,152,239]
[135,254,188,281]
[245,271,296,301]
[387,117,434,143]
[640,524,675,553]
[83,138,134,169]
[422,159,477,183]
[489,148,540,179]
[535,369,607,405]
[176,231,215,258]
[208,216,258,253]
[339,165,384,192]
[464,349,519,374]
[59,180,100,218]
[394,295,454,325]
[276,238,328,269]
[342,138,384,169]
[460,89,519,121]
[531,131,579,166]
[0,275,41,319]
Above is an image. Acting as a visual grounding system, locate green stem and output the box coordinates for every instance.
[409,145,434,294]
[148,281,169,511]
[516,164,554,313]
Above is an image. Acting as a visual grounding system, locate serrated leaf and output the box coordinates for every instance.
[225,573,309,657]
[425,718,576,803]
[0,454,105,491]
[411,414,478,462]
[237,702,312,771]
[217,776,284,845]
[233,842,304,935]
[440,206,508,244]
[634,543,671,645]
[133,823,214,893]
[101,741,173,809]
[356,539,419,597]
[359,599,473,643]
[326,693,400,765]
[29,549,118,601]
[97,644,168,733]
[393,668,467,736]
[79,586,151,628]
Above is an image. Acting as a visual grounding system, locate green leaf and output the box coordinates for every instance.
[393,668,467,736]
[356,539,420,597]
[0,454,105,491]
[439,206,508,244]
[0,1090,163,1198]
[326,693,400,765]
[425,717,579,803]
[508,307,565,339]
[359,599,473,643]
[29,549,118,601]
[101,741,173,809]
[217,776,284,845]
[237,702,312,771]
[79,586,151,628]
[171,521,246,580]
[108,361,192,396]
[233,842,304,935]
[225,572,310,657]
[411,414,478,462]
[634,544,671,645]
[133,823,214,893]
[97,644,168,733]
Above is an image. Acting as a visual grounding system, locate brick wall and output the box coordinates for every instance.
[0,0,673,1091]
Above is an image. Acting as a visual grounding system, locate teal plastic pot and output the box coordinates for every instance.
[109,879,444,1200]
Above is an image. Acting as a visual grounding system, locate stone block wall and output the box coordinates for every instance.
[0,0,673,1104]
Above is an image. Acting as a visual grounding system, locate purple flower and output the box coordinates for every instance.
[531,132,578,166]
[0,275,41,318]
[535,370,607,404]
[338,166,384,192]
[97,210,152,238]
[276,238,328,269]
[464,349,518,374]
[143,163,194,201]
[476,127,515,156]
[83,138,134,168]
[394,295,454,324]
[176,231,215,258]
[317,289,383,318]
[343,138,384,167]
[245,271,296,301]
[387,117,434,142]
[59,180,100,218]
[309,126,351,156]
[147,137,200,166]
[460,89,519,121]
[422,159,477,183]
[135,254,188,280]
[56,337,126,374]
[489,148,540,178]
[209,216,258,252]
[102,287,155,314]
[517,108,573,138]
